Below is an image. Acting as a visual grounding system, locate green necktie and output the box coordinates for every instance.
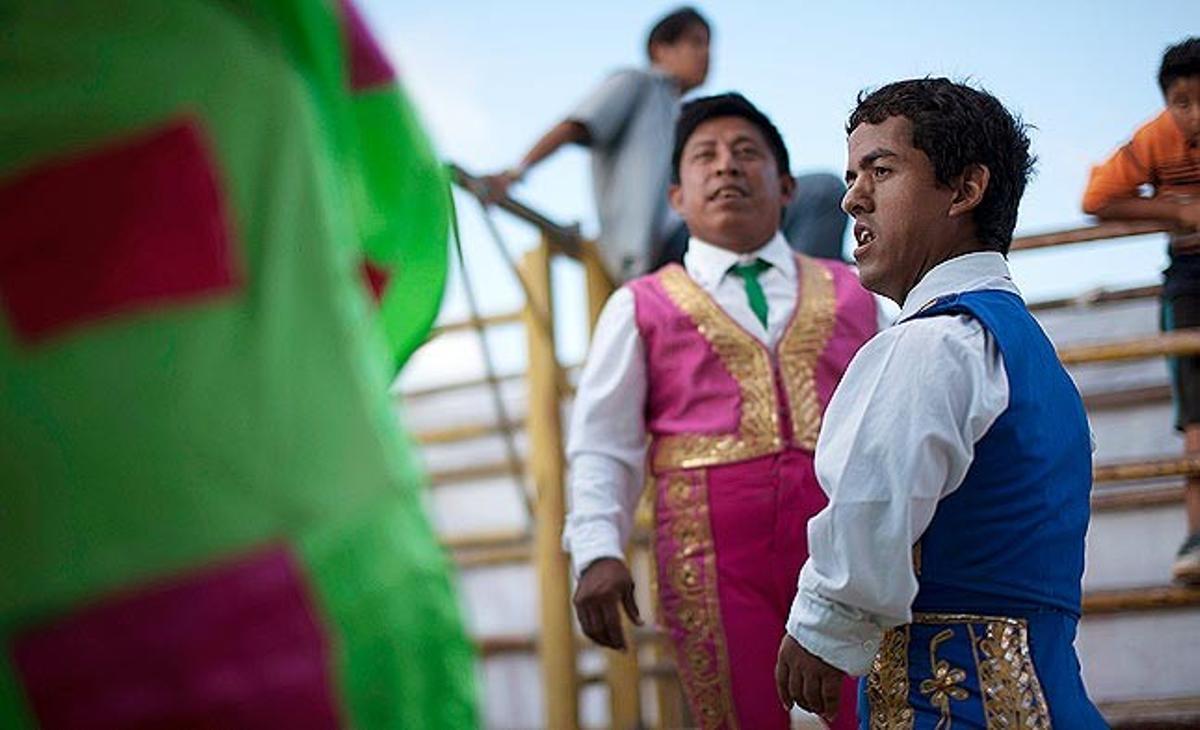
[730,259,771,329]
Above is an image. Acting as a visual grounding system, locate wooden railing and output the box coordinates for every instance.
[418,171,1192,729]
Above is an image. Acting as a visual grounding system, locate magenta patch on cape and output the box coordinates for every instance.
[361,260,390,301]
[0,118,241,345]
[340,0,396,90]
[9,547,341,730]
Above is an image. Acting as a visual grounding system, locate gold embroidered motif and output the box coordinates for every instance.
[917,613,1052,729]
[867,625,914,729]
[918,629,969,729]
[779,255,837,451]
[971,619,1052,729]
[652,267,782,473]
[659,471,739,729]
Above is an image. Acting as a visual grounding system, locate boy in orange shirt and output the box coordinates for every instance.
[1083,37,1200,583]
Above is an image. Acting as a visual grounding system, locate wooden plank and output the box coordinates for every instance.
[1028,283,1161,312]
[454,544,534,569]
[1083,585,1200,614]
[441,529,529,552]
[401,370,527,401]
[1058,330,1200,365]
[477,634,537,657]
[428,460,520,486]
[1081,384,1171,411]
[429,309,523,339]
[522,242,579,729]
[1011,220,1170,251]
[415,419,526,446]
[1099,694,1200,728]
[1093,457,1200,484]
[1091,483,1184,512]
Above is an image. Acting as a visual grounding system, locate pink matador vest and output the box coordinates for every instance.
[627,254,876,730]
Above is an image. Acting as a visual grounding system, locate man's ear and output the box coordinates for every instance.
[668,182,685,214]
[778,173,796,206]
[948,163,990,218]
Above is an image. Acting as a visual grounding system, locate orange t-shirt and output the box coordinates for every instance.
[1082,110,1200,213]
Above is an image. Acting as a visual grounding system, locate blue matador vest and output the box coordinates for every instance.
[859,290,1106,729]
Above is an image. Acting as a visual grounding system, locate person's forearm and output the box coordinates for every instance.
[515,120,590,172]
[1086,196,1187,224]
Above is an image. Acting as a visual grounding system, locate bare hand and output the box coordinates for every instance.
[775,634,845,722]
[480,170,521,204]
[573,558,643,651]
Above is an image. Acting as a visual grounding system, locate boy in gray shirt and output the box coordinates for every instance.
[486,7,847,281]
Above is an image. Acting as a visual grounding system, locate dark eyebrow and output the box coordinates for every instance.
[857,148,898,168]
[845,148,898,184]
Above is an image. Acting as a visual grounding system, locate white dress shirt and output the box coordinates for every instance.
[785,252,1020,676]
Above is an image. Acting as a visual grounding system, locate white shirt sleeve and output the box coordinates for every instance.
[562,287,648,576]
[785,314,1009,675]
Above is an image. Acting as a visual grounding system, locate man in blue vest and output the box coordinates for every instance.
[775,78,1105,727]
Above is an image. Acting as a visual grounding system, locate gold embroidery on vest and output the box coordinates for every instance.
[657,470,739,729]
[918,629,969,729]
[778,254,837,451]
[971,618,1052,728]
[867,625,914,729]
[652,266,782,473]
[917,613,1052,729]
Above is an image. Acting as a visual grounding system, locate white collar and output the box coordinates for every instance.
[684,232,796,289]
[898,251,1021,322]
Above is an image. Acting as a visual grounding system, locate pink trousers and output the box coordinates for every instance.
[654,449,857,730]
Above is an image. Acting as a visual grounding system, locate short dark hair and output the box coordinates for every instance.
[847,78,1035,254]
[646,7,710,61]
[1159,37,1200,94]
[671,92,791,184]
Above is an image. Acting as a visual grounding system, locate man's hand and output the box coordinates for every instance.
[480,169,522,204]
[775,633,845,722]
[573,557,642,651]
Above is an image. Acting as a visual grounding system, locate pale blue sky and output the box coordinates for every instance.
[358,1,1197,385]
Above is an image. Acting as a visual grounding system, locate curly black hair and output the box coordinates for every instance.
[646,7,710,61]
[671,92,790,184]
[1159,37,1200,94]
[847,78,1035,254]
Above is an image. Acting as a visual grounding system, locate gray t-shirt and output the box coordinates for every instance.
[569,67,681,281]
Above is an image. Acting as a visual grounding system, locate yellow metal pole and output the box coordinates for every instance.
[582,241,616,331]
[582,243,643,729]
[521,240,579,729]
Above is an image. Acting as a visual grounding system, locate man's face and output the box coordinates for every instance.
[1166,76,1200,146]
[669,116,794,253]
[843,116,959,304]
[653,25,710,92]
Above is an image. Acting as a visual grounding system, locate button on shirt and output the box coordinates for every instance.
[563,233,807,576]
[785,252,1019,676]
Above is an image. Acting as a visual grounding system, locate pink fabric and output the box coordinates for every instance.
[10,546,341,730]
[0,118,242,345]
[629,269,742,439]
[361,259,390,301]
[640,261,871,728]
[707,453,857,730]
[654,453,856,729]
[814,259,878,412]
[339,0,396,91]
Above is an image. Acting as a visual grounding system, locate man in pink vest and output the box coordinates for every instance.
[563,93,881,729]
